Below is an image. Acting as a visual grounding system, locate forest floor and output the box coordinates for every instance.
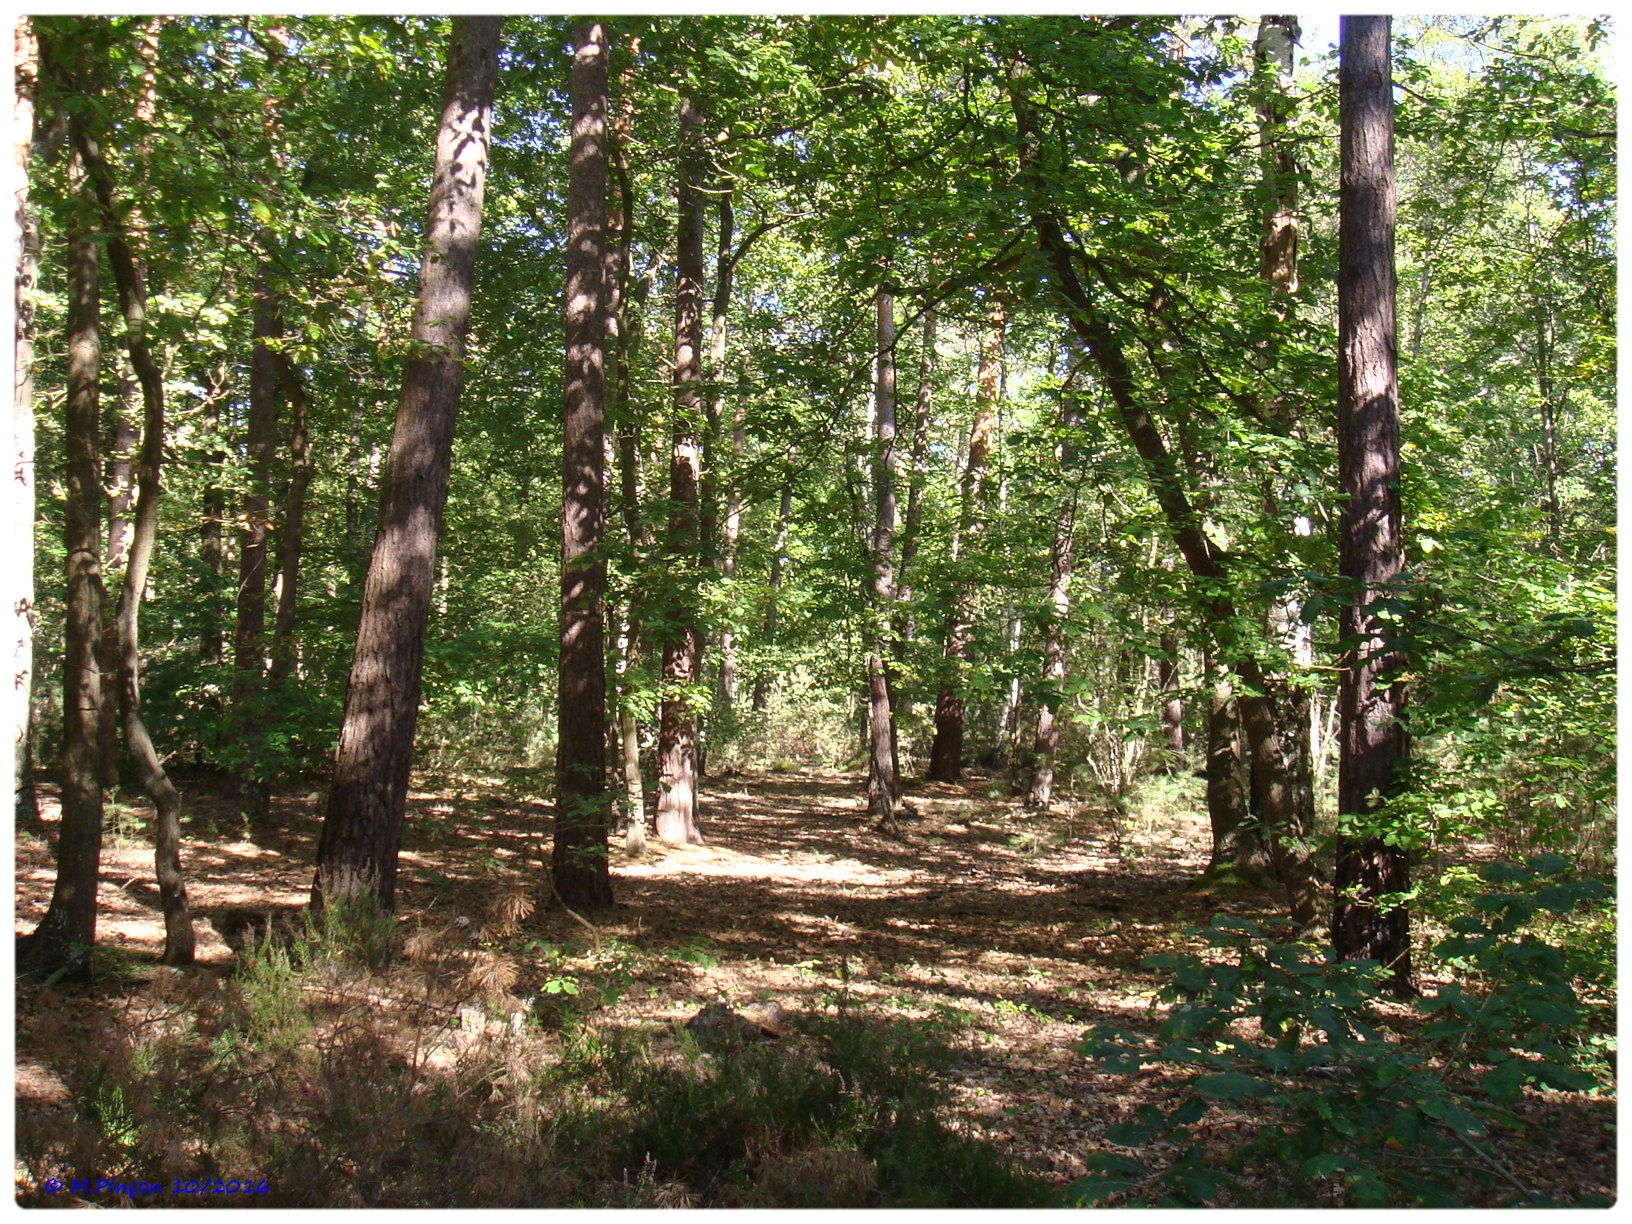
[13,766,1616,1207]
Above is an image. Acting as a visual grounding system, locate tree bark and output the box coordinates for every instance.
[751,461,794,712]
[267,355,311,686]
[927,300,1003,781]
[26,169,105,973]
[892,307,936,716]
[1157,629,1186,770]
[73,116,196,964]
[11,17,41,825]
[553,19,614,909]
[232,263,280,818]
[1026,378,1081,810]
[655,94,706,846]
[1205,667,1270,874]
[866,281,899,828]
[313,15,501,913]
[1335,15,1411,992]
[198,366,229,664]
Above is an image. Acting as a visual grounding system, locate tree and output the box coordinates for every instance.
[654,94,706,846]
[1334,14,1411,992]
[11,17,40,823]
[24,121,105,973]
[313,15,503,913]
[865,279,899,827]
[926,297,1003,782]
[553,19,614,909]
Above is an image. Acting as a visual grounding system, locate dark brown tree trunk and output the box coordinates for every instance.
[751,463,793,712]
[893,307,936,716]
[313,15,501,913]
[655,95,705,846]
[553,20,614,909]
[12,16,41,824]
[1335,14,1411,992]
[1206,667,1270,874]
[1010,69,1321,926]
[866,281,899,829]
[1025,380,1080,811]
[927,300,1003,782]
[233,263,280,818]
[26,183,105,974]
[268,356,311,686]
[1157,630,1186,771]
[198,366,228,664]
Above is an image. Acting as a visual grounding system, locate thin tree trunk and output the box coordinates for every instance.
[927,299,1003,781]
[198,366,228,664]
[75,117,195,964]
[232,263,280,817]
[867,280,900,829]
[1335,14,1411,992]
[1010,67,1320,926]
[893,307,936,716]
[26,166,105,974]
[313,15,501,912]
[655,94,705,846]
[1157,629,1186,770]
[1205,666,1270,874]
[553,19,614,908]
[267,356,311,685]
[1025,386,1079,810]
[11,16,41,824]
[752,462,793,712]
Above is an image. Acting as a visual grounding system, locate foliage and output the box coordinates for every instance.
[1072,857,1611,1208]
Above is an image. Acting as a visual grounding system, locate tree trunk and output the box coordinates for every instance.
[11,16,40,825]
[553,19,614,909]
[70,97,197,963]
[1205,667,1270,875]
[198,366,228,664]
[26,183,105,974]
[1157,630,1186,770]
[232,262,280,818]
[927,299,1003,781]
[1335,15,1411,992]
[313,15,501,913]
[1024,385,1079,810]
[1009,68,1321,926]
[751,463,793,712]
[866,281,899,828]
[267,355,311,685]
[893,307,936,719]
[655,94,705,846]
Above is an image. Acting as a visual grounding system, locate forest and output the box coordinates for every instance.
[10,12,1616,1209]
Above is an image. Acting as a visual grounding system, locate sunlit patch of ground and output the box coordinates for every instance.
[14,765,1615,1206]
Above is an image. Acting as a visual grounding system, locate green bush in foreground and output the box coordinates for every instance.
[1073,856,1612,1208]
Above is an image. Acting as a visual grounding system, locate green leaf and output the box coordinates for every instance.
[1482,1057,1526,1104]
[1193,1072,1275,1101]
[1300,1152,1347,1179]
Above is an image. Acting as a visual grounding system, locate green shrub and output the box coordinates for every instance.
[1073,856,1612,1208]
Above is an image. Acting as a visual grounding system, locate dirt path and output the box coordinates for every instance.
[14,767,1615,1202]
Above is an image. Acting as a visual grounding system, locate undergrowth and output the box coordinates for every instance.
[16,897,1048,1208]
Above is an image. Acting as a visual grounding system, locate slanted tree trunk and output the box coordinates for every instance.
[1010,67,1321,927]
[1335,14,1411,992]
[26,165,105,974]
[654,95,706,846]
[11,16,41,825]
[866,281,899,829]
[927,299,1003,781]
[313,15,501,913]
[1025,374,1081,811]
[74,116,195,964]
[553,20,614,909]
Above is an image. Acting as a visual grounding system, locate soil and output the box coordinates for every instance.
[13,766,1616,1206]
